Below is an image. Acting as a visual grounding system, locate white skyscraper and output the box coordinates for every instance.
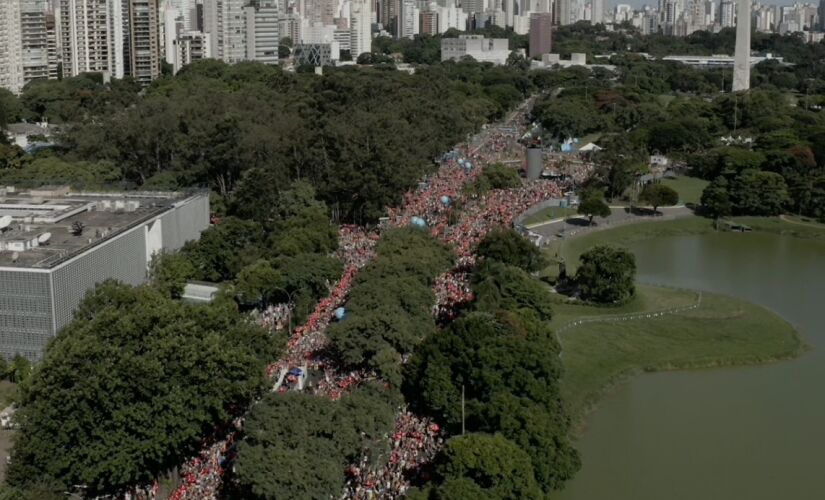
[20,0,52,84]
[246,0,280,64]
[204,0,247,63]
[719,0,734,27]
[732,0,750,91]
[0,0,25,94]
[399,0,416,38]
[163,0,183,66]
[591,0,605,24]
[109,0,132,79]
[168,0,192,30]
[59,0,117,78]
[349,0,371,58]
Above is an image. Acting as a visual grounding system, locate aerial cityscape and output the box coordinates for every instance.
[0,0,824,499]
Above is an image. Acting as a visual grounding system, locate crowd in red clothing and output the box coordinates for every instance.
[164,102,560,500]
[344,410,443,499]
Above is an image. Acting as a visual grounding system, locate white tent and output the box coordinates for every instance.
[578,142,602,152]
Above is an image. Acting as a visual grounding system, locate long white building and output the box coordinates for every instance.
[0,188,210,361]
[441,35,510,65]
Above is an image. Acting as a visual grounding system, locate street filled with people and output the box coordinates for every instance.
[165,98,570,500]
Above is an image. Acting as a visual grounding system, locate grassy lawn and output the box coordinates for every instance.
[661,176,709,205]
[522,206,578,226]
[740,216,825,241]
[556,285,805,422]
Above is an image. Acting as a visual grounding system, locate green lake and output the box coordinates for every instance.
[557,232,825,500]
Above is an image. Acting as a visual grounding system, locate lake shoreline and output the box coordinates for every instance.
[536,215,819,431]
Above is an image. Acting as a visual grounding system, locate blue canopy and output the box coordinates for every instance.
[440,195,451,206]
[334,307,346,320]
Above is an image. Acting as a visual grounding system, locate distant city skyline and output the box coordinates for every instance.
[613,0,806,10]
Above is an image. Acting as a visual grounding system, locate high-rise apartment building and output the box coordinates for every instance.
[129,0,160,85]
[245,0,280,64]
[419,10,438,35]
[379,0,400,34]
[820,0,825,30]
[59,0,115,78]
[110,0,133,79]
[20,0,52,84]
[45,11,59,80]
[529,12,552,58]
[176,31,211,72]
[350,0,371,57]
[720,0,735,27]
[591,0,604,24]
[204,0,247,63]
[399,0,416,38]
[0,1,25,94]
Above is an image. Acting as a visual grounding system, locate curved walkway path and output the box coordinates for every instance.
[779,214,825,229]
[526,205,695,244]
[556,289,703,335]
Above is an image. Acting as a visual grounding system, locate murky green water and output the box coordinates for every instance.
[557,232,825,500]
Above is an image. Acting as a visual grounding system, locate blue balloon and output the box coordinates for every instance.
[410,216,427,228]
[440,195,451,206]
[334,307,346,320]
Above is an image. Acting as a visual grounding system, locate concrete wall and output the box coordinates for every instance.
[514,198,562,227]
[0,269,52,360]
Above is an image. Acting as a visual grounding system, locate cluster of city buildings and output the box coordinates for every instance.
[612,0,825,39]
[2,0,823,93]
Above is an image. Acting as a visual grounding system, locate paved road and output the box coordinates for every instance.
[527,205,695,244]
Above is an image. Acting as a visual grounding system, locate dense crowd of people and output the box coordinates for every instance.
[255,303,292,332]
[164,98,569,500]
[344,410,443,499]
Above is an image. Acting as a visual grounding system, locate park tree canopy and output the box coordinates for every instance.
[638,183,679,213]
[472,262,555,320]
[329,228,450,384]
[404,310,578,492]
[575,245,636,304]
[231,384,398,500]
[6,281,279,496]
[476,228,546,272]
[577,195,611,225]
[414,433,543,500]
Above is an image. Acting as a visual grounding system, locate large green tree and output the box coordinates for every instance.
[424,433,543,500]
[638,183,679,214]
[404,311,578,492]
[472,262,555,320]
[700,176,733,218]
[232,384,398,499]
[148,252,196,299]
[577,196,611,225]
[730,169,789,216]
[6,282,278,496]
[575,245,636,303]
[476,228,546,272]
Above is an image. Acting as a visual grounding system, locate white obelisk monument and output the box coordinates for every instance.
[732,0,751,91]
